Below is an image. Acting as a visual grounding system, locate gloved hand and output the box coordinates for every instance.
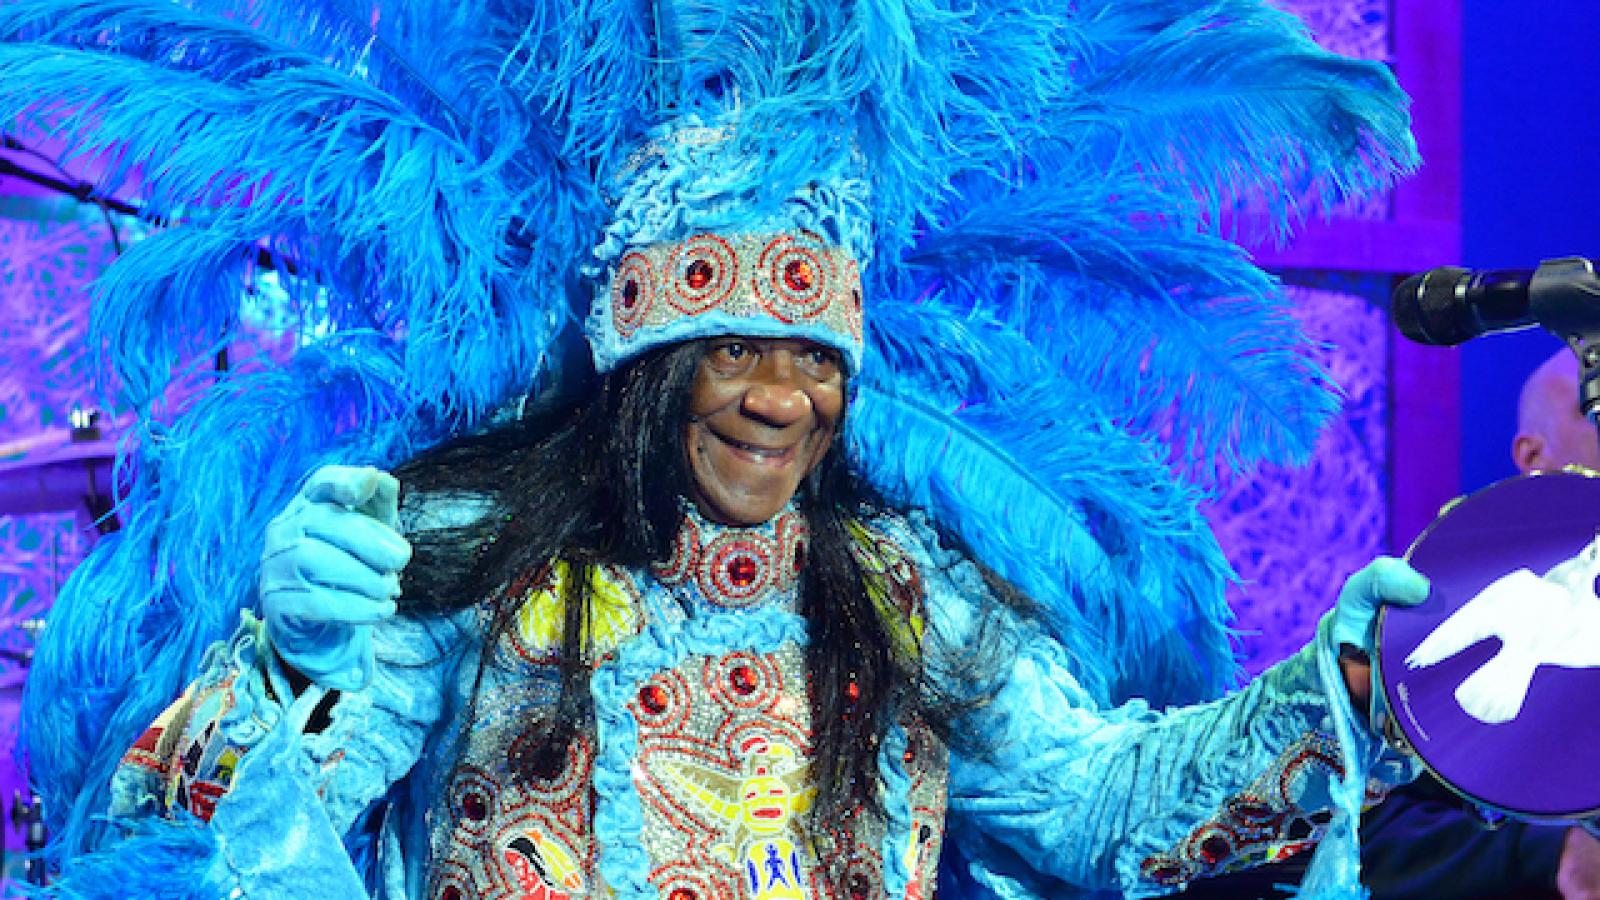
[259,465,411,693]
[1331,556,1431,656]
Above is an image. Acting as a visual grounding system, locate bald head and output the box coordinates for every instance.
[1513,349,1600,474]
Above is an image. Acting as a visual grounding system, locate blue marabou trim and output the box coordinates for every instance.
[876,721,913,898]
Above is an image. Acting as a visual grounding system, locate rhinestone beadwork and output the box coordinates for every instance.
[685,259,713,289]
[727,555,758,587]
[729,665,758,695]
[639,683,669,714]
[783,259,814,292]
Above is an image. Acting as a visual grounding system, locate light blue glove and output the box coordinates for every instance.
[1331,556,1432,656]
[259,465,411,693]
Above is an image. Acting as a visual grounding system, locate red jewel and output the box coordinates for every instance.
[783,259,814,292]
[851,288,863,310]
[730,665,758,695]
[621,278,639,309]
[669,889,697,900]
[442,887,463,900]
[845,680,860,703]
[461,792,488,821]
[727,555,758,588]
[639,683,669,714]
[685,259,714,289]
[1148,864,1182,884]
[793,542,806,573]
[847,874,871,899]
[1199,834,1230,865]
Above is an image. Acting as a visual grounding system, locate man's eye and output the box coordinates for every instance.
[717,341,747,360]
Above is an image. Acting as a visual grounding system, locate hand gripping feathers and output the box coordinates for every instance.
[0,0,1417,874]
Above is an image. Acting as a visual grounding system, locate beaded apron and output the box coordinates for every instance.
[427,508,947,900]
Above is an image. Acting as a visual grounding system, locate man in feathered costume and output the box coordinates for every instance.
[0,0,1430,897]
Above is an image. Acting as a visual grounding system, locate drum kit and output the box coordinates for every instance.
[0,415,119,884]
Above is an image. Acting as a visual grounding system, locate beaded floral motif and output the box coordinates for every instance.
[654,508,808,612]
[605,232,863,347]
[1138,731,1344,887]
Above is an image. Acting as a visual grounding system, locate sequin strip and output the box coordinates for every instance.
[606,233,863,346]
[1139,731,1343,888]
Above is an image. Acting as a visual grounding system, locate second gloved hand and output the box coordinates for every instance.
[1331,556,1431,656]
[259,465,412,693]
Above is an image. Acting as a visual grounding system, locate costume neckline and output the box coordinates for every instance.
[651,502,808,611]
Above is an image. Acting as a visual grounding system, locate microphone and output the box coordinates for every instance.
[1392,258,1600,347]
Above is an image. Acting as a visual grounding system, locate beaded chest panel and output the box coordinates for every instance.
[626,641,947,900]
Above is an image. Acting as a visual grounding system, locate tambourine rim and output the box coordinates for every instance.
[1376,465,1600,822]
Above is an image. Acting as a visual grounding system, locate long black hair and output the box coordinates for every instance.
[393,340,941,826]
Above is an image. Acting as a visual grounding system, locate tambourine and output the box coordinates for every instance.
[1376,468,1600,821]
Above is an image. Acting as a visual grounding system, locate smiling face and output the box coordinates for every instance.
[684,337,845,526]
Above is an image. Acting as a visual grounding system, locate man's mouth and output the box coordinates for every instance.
[715,433,797,464]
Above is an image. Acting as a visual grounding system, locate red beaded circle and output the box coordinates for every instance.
[755,235,832,322]
[701,536,774,607]
[448,767,500,837]
[669,889,697,900]
[611,251,653,337]
[669,234,738,314]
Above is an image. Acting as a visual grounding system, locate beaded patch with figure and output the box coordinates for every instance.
[628,642,948,900]
[1138,731,1345,887]
[118,675,248,823]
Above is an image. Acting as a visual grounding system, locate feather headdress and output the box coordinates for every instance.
[0,0,1415,878]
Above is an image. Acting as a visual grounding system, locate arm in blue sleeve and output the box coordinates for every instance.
[909,525,1414,899]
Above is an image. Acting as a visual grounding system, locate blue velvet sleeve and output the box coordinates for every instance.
[901,518,1416,900]
[101,608,468,898]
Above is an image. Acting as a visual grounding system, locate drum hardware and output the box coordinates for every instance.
[10,791,46,886]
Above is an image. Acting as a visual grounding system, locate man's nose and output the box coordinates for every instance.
[742,352,812,425]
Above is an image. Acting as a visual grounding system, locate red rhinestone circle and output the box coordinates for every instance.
[727,555,758,588]
[685,259,714,289]
[621,279,639,309]
[669,890,697,900]
[441,887,463,900]
[783,259,815,292]
[730,665,758,695]
[460,791,488,821]
[1199,834,1230,865]
[639,683,669,714]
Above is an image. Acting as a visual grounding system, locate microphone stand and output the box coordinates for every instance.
[1528,258,1600,438]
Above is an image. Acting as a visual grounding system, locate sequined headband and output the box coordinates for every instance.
[585,231,865,373]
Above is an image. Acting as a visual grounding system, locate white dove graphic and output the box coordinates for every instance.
[1406,537,1600,725]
